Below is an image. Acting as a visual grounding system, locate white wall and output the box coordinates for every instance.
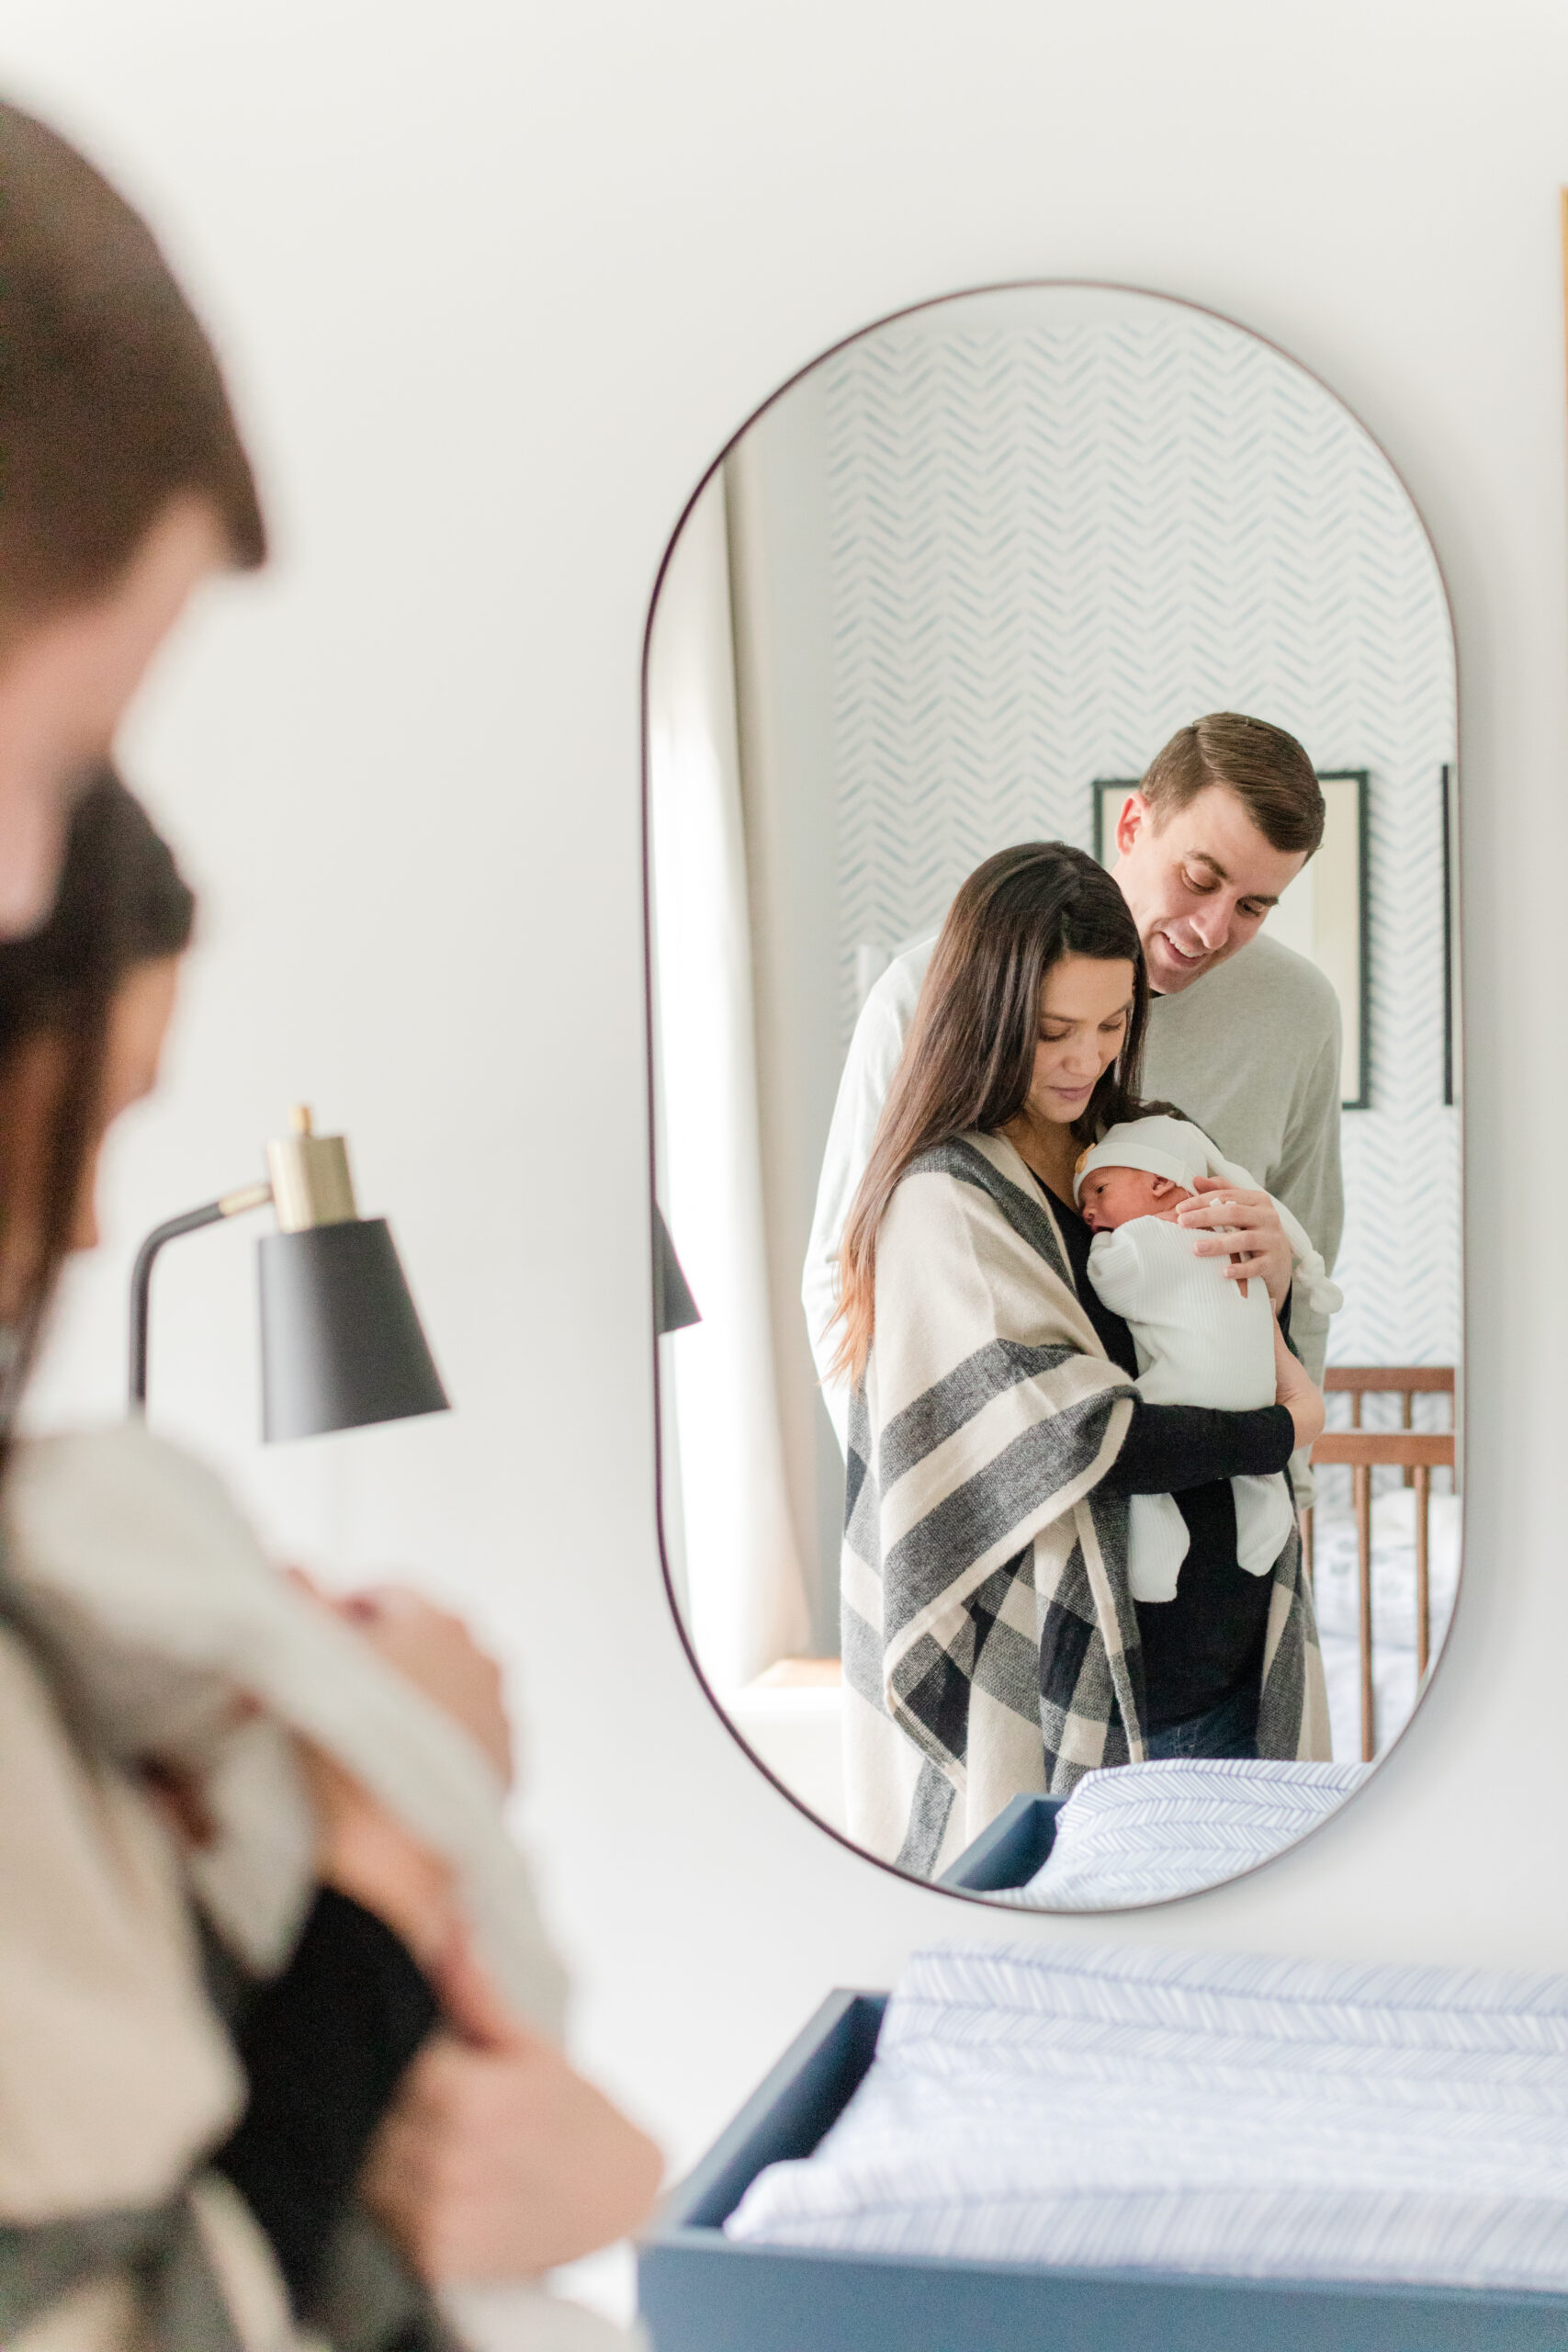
[5,0,1568,2189]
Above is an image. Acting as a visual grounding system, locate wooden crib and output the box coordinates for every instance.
[1304,1366,1457,1762]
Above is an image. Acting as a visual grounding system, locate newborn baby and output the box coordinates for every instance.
[1074,1113,1341,1605]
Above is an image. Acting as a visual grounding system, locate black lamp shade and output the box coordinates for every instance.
[258,1217,449,1442]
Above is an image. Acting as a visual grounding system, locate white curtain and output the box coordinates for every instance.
[648,474,811,1691]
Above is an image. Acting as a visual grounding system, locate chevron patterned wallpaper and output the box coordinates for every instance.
[824,292,1459,1371]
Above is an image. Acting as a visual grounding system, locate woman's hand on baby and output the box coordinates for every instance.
[1177,1179,1293,1310]
[339,1588,513,1787]
[1272,1317,1325,1452]
[364,1933,664,2282]
[287,1573,513,1787]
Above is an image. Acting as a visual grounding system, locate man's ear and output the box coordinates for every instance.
[1113,792,1155,860]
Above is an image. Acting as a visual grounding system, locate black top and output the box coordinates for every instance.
[212,1886,438,2311]
[1038,1180,1296,1731]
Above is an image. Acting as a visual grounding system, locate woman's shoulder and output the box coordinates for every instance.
[5,1422,272,1616]
[886,1132,1075,1283]
[7,1419,260,1532]
[899,1129,1042,1216]
[875,1134,1107,1367]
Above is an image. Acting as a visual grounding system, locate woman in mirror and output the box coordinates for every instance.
[830,842,1330,1878]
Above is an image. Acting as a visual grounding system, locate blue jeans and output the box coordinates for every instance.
[1145,1681,1259,1760]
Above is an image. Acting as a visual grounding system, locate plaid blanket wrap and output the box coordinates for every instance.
[840,1133,1327,1878]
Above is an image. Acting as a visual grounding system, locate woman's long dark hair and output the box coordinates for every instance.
[832,842,1147,1385]
[0,768,195,1418]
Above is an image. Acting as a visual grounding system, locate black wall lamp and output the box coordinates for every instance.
[653,1204,700,1338]
[130,1107,450,1442]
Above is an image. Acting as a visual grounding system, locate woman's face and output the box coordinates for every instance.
[0,954,182,1318]
[1023,953,1137,1126]
[0,501,226,938]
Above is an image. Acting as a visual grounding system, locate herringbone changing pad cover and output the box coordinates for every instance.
[725,1941,1568,2292]
[998,1758,1369,1910]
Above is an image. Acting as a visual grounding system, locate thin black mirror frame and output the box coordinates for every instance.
[640,275,1464,1911]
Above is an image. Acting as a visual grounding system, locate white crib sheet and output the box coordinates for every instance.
[996,1757,1369,1909]
[726,1941,1568,2293]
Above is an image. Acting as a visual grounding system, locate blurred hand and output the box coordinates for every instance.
[301,1743,458,1969]
[1177,1179,1293,1310]
[290,1574,513,1787]
[365,1938,664,2283]
[1272,1317,1325,1453]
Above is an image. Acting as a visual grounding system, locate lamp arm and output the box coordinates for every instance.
[130,1181,273,1412]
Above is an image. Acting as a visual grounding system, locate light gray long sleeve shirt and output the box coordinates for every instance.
[803,931,1343,1442]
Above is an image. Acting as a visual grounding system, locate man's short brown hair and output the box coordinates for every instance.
[1141,714,1325,855]
[0,101,265,628]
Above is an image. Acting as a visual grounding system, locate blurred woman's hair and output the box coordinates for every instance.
[0,100,265,636]
[0,772,195,1406]
[831,842,1147,1386]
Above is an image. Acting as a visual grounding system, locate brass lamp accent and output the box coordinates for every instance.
[130,1107,449,1442]
[266,1103,359,1232]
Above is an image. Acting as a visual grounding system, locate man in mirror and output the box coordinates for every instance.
[803,711,1341,1442]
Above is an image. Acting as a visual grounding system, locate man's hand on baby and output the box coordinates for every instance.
[1176,1179,1293,1311]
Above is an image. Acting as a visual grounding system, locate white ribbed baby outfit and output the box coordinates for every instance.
[1086,1216,1295,1603]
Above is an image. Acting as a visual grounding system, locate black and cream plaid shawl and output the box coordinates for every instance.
[840,1134,1327,1878]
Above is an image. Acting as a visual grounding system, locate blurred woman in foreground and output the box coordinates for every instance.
[0,775,660,2351]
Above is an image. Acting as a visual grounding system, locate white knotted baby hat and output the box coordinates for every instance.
[1073,1112,1344,1317]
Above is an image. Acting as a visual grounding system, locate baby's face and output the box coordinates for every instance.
[1079,1164,1190,1231]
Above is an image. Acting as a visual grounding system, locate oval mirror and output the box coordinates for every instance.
[646,282,1460,1907]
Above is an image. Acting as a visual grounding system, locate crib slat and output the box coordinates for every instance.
[1314,1372,1456,1769]
[1312,1433,1452,1466]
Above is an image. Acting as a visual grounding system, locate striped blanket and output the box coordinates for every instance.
[840,1133,1327,1878]
[726,1940,1568,2292]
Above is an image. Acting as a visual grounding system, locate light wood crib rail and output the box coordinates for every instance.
[1305,1367,1457,1762]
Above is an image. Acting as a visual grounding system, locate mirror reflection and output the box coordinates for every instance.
[648,284,1460,1906]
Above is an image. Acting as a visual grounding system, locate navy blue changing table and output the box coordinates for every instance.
[937,1789,1066,1893]
[637,1988,1568,2352]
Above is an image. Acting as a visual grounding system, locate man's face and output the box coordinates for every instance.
[0,499,226,936]
[1111,784,1308,995]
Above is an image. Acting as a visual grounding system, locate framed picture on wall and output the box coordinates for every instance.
[1092,769,1371,1111]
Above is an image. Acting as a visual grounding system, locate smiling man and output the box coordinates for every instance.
[803,712,1342,1425]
